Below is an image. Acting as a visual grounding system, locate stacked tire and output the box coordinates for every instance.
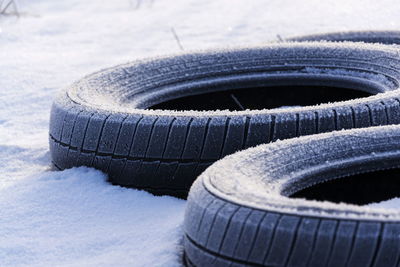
[49,31,400,266]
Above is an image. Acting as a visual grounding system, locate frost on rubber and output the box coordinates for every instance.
[286,30,400,45]
[184,125,400,267]
[49,42,400,197]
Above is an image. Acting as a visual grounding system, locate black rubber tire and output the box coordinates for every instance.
[184,125,400,267]
[50,42,400,197]
[286,30,400,45]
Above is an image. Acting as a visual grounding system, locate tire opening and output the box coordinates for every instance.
[291,168,400,205]
[150,85,372,111]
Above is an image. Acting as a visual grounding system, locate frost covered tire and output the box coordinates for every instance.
[184,125,400,267]
[50,42,400,196]
[286,30,400,44]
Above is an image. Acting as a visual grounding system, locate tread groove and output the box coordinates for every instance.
[283,218,302,267]
[91,114,111,166]
[205,202,227,246]
[242,116,250,149]
[199,118,212,159]
[217,206,240,254]
[105,114,129,173]
[65,109,84,160]
[332,108,338,130]
[180,118,194,161]
[59,106,76,142]
[50,134,216,164]
[269,115,276,142]
[153,118,177,185]
[325,220,340,266]
[75,112,95,165]
[304,219,322,266]
[380,101,389,125]
[136,117,159,184]
[262,214,282,264]
[185,234,265,267]
[245,212,268,261]
[144,117,160,158]
[231,209,253,257]
[162,118,177,158]
[370,223,383,267]
[219,117,230,158]
[195,199,217,236]
[365,104,374,126]
[344,222,359,267]
[350,106,356,128]
[314,111,319,134]
[118,116,144,178]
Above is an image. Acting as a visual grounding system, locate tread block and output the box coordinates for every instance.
[201,117,228,160]
[273,113,297,141]
[373,223,400,266]
[98,114,126,154]
[347,222,381,267]
[264,215,300,266]
[299,111,317,136]
[49,140,61,165]
[234,210,266,261]
[219,207,252,257]
[308,220,337,267]
[184,236,217,267]
[145,117,175,158]
[163,117,192,159]
[327,221,357,267]
[60,107,82,144]
[247,213,280,264]
[182,117,209,160]
[93,155,112,173]
[69,111,93,149]
[108,158,127,183]
[317,109,336,133]
[352,105,372,128]
[383,98,400,125]
[221,116,246,157]
[245,115,271,148]
[172,162,198,190]
[196,199,226,246]
[65,149,79,169]
[287,218,320,267]
[137,161,160,187]
[335,106,354,130]
[369,102,389,126]
[51,143,70,169]
[49,104,68,140]
[76,151,95,167]
[113,115,142,156]
[82,113,109,151]
[120,160,142,186]
[129,117,158,158]
[154,161,178,188]
[206,203,239,252]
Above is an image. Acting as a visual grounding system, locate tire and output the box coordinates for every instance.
[286,30,400,45]
[184,125,400,267]
[49,42,400,197]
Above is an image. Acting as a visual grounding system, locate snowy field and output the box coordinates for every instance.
[1,0,400,266]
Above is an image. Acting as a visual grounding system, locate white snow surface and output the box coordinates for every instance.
[1,0,400,266]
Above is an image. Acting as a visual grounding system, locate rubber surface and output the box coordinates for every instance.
[184,125,400,267]
[50,42,400,196]
[286,30,400,44]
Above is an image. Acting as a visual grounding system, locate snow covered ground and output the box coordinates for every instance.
[1,0,400,266]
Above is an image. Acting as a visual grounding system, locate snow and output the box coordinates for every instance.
[1,0,400,266]
[0,167,184,267]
